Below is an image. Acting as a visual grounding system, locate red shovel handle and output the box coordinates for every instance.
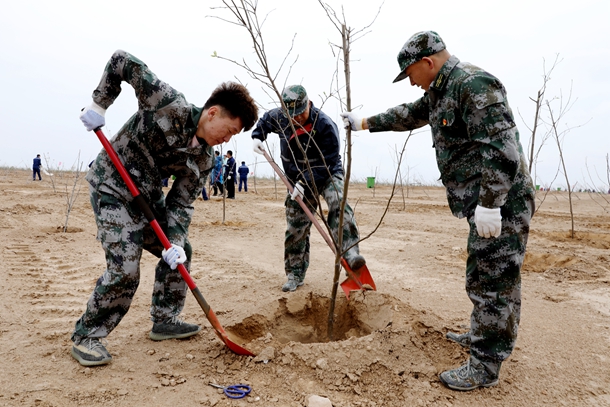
[93,128,196,289]
[262,150,336,251]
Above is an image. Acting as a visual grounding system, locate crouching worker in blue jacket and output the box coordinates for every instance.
[251,85,366,292]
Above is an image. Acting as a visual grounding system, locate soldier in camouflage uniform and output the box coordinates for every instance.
[341,31,534,391]
[252,85,366,292]
[72,50,258,367]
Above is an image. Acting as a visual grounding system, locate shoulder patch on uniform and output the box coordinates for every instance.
[435,73,444,88]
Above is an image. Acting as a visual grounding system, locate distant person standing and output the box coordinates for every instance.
[32,154,42,181]
[238,161,249,192]
[211,150,224,196]
[224,150,237,199]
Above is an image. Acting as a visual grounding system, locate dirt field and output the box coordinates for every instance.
[1,169,609,407]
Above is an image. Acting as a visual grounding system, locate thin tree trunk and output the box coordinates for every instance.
[328,24,353,340]
[548,102,575,238]
[528,89,542,173]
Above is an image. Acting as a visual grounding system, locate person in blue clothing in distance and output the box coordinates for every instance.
[32,154,42,181]
[211,150,224,196]
[238,161,249,192]
[224,150,237,199]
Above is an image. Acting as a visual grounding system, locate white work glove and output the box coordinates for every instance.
[290,182,304,201]
[162,244,187,270]
[252,138,265,155]
[227,175,232,180]
[79,102,106,131]
[339,112,364,131]
[474,205,502,238]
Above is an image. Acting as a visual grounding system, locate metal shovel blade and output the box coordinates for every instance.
[221,332,256,356]
[340,259,377,300]
[191,288,255,356]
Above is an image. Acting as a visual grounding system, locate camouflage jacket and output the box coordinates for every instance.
[86,50,214,245]
[367,55,534,218]
[251,104,343,191]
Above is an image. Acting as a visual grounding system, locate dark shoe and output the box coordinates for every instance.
[282,273,304,292]
[439,359,499,391]
[71,338,112,366]
[150,316,201,341]
[347,254,366,270]
[446,331,471,348]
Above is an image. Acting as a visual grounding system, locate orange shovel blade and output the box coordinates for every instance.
[340,260,376,300]
[208,319,255,356]
[192,288,256,356]
[218,331,256,357]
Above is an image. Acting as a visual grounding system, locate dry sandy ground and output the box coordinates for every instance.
[1,169,609,407]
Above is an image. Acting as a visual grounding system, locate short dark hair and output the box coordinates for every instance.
[203,82,258,131]
[215,151,220,156]
[241,161,245,164]
[227,150,233,156]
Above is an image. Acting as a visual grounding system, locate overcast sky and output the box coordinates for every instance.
[1,0,608,190]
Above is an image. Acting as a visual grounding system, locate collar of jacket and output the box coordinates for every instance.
[303,102,318,126]
[191,105,209,149]
[429,55,460,93]
[191,105,203,127]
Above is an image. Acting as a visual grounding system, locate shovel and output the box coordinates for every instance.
[93,128,254,356]
[261,150,376,299]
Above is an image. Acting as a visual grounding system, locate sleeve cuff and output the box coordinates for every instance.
[91,102,107,116]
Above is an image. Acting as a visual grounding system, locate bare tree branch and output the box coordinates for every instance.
[63,151,85,233]
[543,79,591,237]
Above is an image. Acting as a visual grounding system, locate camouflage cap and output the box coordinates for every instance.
[393,31,446,83]
[282,85,308,117]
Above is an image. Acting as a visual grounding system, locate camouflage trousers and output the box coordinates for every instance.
[465,193,534,376]
[72,187,192,342]
[284,174,361,281]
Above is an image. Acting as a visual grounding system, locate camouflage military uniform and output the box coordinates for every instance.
[72,50,214,342]
[252,104,362,283]
[367,55,535,376]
